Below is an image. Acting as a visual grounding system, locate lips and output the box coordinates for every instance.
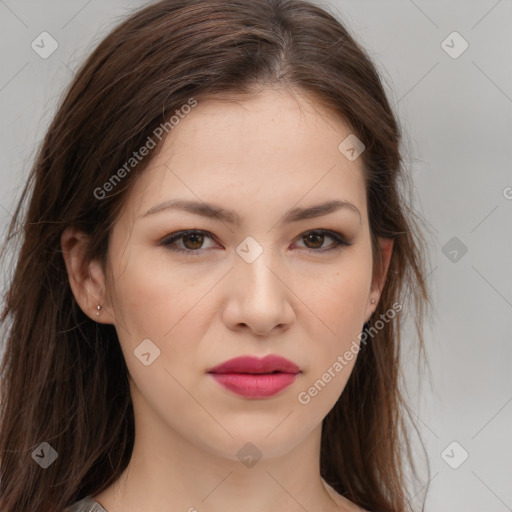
[207,355,301,398]
[208,355,301,375]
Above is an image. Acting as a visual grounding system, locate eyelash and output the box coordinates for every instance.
[160,229,352,257]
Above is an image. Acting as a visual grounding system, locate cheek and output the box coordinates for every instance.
[108,246,219,397]
[109,251,210,414]
[109,245,207,339]
[314,283,365,331]
[305,259,372,336]
[298,256,371,407]
[297,315,362,422]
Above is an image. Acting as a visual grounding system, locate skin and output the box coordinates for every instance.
[62,87,393,512]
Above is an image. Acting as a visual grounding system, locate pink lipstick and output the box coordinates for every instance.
[207,355,301,398]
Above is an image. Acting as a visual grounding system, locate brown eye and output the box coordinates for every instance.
[181,232,204,250]
[295,230,351,253]
[161,230,216,255]
[303,232,325,249]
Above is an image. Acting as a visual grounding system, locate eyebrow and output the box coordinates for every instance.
[141,198,362,225]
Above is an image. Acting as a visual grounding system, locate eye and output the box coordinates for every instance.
[294,229,351,253]
[161,230,217,255]
[161,229,351,256]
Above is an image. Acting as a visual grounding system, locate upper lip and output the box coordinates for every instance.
[208,355,301,374]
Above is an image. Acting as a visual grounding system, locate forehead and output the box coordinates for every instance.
[122,88,367,224]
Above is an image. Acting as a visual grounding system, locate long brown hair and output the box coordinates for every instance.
[0,1,433,511]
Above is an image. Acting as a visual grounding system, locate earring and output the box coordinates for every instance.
[365,298,376,325]
[96,305,101,317]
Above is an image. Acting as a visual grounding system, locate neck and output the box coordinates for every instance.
[92,385,349,512]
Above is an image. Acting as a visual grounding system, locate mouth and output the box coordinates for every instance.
[207,355,301,398]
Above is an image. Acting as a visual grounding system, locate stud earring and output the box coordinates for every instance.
[96,305,101,317]
[367,298,376,324]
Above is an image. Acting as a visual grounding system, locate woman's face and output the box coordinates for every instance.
[99,88,392,460]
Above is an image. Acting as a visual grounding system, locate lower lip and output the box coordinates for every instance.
[208,372,298,398]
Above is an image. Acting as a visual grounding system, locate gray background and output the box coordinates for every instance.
[0,1,511,510]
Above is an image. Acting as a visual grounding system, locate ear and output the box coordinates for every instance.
[367,237,394,318]
[61,226,114,324]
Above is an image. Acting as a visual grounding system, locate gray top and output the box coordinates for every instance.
[64,496,108,512]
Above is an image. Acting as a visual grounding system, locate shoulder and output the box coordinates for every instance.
[64,496,108,512]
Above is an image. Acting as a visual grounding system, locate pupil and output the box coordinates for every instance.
[306,233,323,249]
[184,233,203,249]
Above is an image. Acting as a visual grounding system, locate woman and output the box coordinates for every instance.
[0,1,432,511]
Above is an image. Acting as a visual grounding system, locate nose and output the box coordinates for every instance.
[222,249,295,337]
